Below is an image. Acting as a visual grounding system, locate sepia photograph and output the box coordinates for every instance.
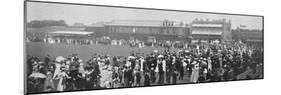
[24,1,264,94]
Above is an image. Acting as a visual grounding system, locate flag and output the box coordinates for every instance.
[240,25,247,27]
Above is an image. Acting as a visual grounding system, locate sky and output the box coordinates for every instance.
[26,2,263,30]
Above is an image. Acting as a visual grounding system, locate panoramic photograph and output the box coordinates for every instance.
[24,1,264,94]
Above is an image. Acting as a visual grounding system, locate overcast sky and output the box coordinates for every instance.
[26,2,263,30]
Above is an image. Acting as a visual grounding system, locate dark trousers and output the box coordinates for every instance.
[166,71,172,84]
[144,74,150,86]
[158,72,164,85]
[150,71,156,83]
[172,72,178,84]
[179,68,184,80]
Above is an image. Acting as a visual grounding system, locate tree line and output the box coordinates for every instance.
[27,20,68,28]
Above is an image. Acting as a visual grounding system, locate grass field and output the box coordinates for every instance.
[26,42,180,61]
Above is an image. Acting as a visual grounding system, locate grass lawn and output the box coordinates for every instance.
[26,42,180,61]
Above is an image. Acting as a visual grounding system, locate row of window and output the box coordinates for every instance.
[109,27,186,35]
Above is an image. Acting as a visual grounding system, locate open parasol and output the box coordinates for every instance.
[128,56,135,59]
[158,55,164,58]
[153,50,158,53]
[55,56,66,62]
[29,72,46,78]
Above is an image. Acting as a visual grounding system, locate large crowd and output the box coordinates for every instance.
[26,42,263,93]
[26,34,188,48]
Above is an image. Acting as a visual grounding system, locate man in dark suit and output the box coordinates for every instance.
[144,72,150,86]
[158,59,164,85]
[165,56,172,84]
[150,57,157,83]
[172,65,178,84]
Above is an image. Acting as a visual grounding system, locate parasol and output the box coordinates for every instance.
[158,55,164,58]
[128,56,135,59]
[184,50,190,53]
[29,72,46,78]
[153,50,158,53]
[55,56,66,62]
[200,61,208,68]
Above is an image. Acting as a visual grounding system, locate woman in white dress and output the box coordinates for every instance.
[190,61,200,83]
[44,72,55,92]
[54,68,70,91]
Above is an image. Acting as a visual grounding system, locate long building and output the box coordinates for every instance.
[232,28,263,45]
[86,20,190,42]
[190,19,232,43]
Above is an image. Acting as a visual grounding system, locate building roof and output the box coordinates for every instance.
[192,19,230,24]
[26,26,86,34]
[192,31,222,35]
[106,20,162,27]
[105,20,184,27]
[90,24,105,27]
[50,31,94,35]
[245,39,263,42]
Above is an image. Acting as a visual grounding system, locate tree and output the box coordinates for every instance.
[27,20,67,28]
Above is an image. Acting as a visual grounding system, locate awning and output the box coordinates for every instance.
[50,31,94,35]
[245,39,263,42]
[192,31,222,35]
[192,24,223,27]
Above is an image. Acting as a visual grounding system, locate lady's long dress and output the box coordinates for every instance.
[44,72,55,91]
[190,63,200,83]
[56,72,68,91]
[140,58,144,72]
[53,63,61,79]
[100,69,113,88]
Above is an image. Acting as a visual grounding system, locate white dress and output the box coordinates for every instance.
[207,60,212,71]
[162,60,166,72]
[190,63,199,83]
[56,72,68,91]
[154,60,160,73]
[140,58,144,72]
[53,63,61,79]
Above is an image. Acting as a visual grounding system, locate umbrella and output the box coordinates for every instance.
[184,50,191,53]
[178,50,183,53]
[128,56,135,59]
[200,61,208,67]
[55,56,66,62]
[153,50,158,53]
[29,72,46,78]
[158,55,164,58]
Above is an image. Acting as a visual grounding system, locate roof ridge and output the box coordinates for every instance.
[112,19,164,22]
